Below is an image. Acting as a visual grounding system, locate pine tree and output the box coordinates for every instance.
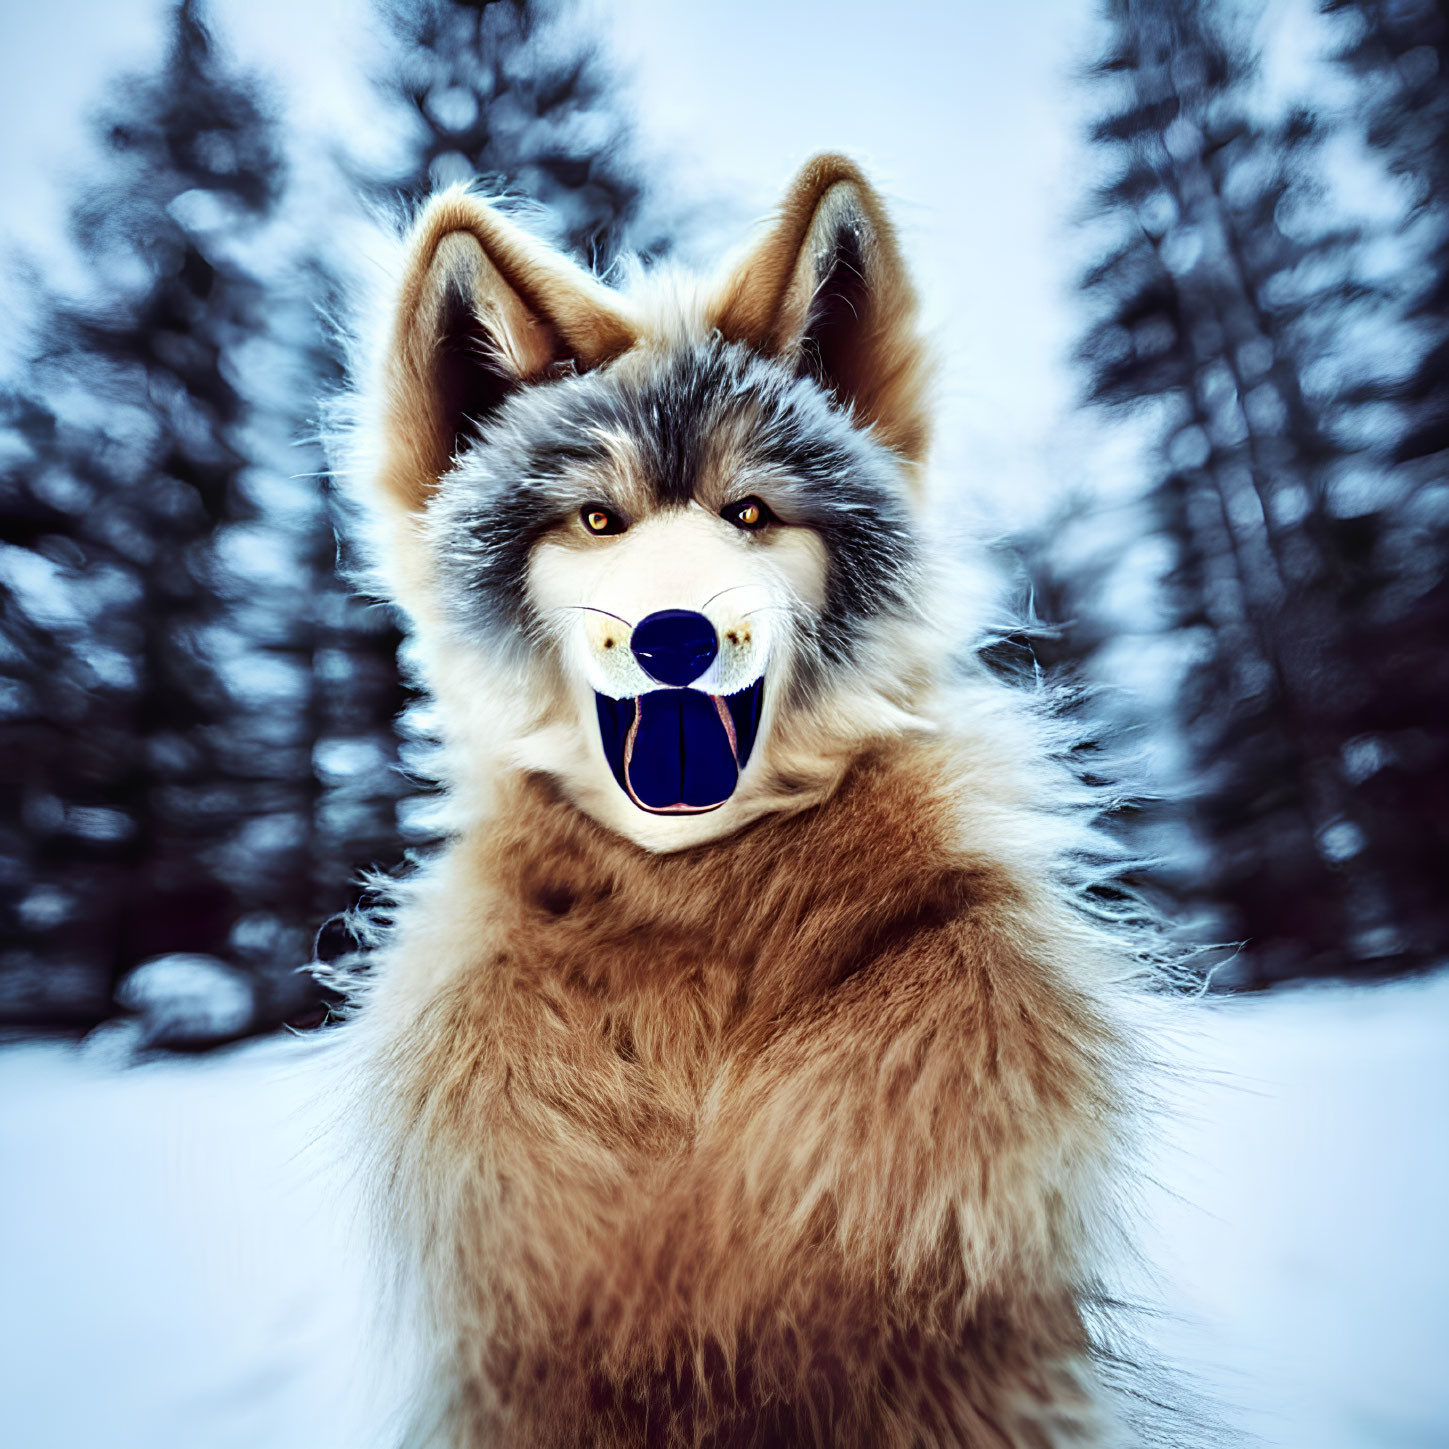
[0,0,303,1030]
[1076,0,1413,982]
[1319,0,1449,966]
[1328,0,1449,464]
[362,0,671,268]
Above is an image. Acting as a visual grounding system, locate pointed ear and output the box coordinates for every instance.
[709,154,930,465]
[378,189,637,513]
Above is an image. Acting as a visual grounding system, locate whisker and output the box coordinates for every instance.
[553,605,634,627]
[698,583,758,611]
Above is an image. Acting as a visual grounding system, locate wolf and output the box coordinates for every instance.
[330,154,1173,1448]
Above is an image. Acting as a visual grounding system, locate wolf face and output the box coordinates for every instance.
[355,157,939,850]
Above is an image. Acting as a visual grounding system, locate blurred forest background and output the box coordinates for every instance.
[0,0,1446,1047]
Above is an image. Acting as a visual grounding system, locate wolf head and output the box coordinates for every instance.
[349,156,945,851]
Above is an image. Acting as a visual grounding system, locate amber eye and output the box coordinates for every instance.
[581,504,627,536]
[724,496,774,532]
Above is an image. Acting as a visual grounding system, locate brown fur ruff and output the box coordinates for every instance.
[353,737,1131,1447]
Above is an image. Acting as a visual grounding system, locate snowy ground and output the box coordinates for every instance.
[2,973,1447,1449]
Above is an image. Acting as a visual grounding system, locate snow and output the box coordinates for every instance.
[2,974,1446,1448]
[1141,975,1449,1448]
[0,1034,393,1449]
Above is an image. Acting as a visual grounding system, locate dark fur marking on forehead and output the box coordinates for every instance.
[429,338,920,674]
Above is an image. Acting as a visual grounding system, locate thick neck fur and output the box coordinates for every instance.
[352,727,1138,1448]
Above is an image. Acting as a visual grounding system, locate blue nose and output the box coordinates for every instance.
[630,609,718,687]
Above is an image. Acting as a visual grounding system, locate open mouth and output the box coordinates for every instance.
[594,679,764,815]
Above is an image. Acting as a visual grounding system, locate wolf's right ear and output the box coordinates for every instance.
[709,155,931,468]
[377,190,637,513]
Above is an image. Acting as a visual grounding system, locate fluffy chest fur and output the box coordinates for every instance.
[353,740,1126,1447]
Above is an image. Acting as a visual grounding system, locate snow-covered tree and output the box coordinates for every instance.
[1066,0,1445,983]
[361,0,671,268]
[1318,0,1449,970]
[0,0,298,1031]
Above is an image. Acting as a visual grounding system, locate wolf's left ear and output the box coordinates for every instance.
[376,189,637,514]
[710,154,930,465]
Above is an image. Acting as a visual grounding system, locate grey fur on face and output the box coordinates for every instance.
[428,338,922,684]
